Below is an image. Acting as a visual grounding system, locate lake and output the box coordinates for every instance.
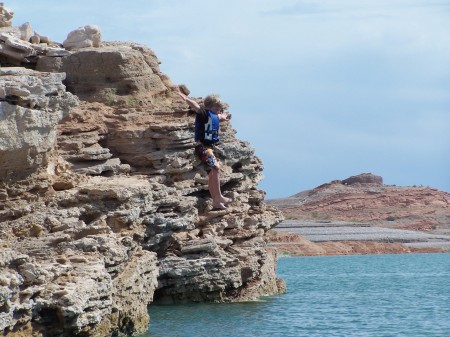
[143,253,450,337]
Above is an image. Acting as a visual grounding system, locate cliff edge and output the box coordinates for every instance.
[0,5,284,337]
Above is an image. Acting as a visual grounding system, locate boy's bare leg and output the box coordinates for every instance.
[209,168,232,209]
[209,169,225,209]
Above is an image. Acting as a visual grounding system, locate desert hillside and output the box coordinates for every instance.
[267,173,450,255]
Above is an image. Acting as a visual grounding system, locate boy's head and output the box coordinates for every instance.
[204,94,229,112]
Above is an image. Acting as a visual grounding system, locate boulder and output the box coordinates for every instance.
[63,25,101,50]
[0,31,70,65]
[18,22,32,42]
[37,42,169,102]
[0,3,13,28]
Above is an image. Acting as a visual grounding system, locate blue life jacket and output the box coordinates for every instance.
[195,110,220,145]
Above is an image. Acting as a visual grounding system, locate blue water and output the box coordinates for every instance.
[143,253,450,337]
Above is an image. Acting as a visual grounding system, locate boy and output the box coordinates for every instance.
[177,91,232,210]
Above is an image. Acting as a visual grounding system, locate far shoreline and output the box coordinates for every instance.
[275,249,450,258]
[268,221,450,257]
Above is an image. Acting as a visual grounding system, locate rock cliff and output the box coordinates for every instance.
[0,6,284,337]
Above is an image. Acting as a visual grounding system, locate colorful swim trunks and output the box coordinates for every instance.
[195,143,220,170]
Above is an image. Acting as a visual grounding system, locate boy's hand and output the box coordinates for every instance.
[218,112,231,121]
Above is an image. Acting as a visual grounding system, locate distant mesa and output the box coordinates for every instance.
[267,172,450,256]
[267,172,450,234]
[341,173,383,186]
[307,172,383,194]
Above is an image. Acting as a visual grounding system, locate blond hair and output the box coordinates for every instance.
[203,94,229,111]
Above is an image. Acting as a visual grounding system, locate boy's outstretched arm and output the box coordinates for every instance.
[177,91,201,113]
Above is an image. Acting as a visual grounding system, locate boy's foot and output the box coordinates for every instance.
[212,202,227,210]
[220,197,233,205]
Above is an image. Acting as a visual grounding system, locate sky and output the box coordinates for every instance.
[10,0,450,198]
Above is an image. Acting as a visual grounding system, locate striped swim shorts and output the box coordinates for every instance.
[194,143,220,170]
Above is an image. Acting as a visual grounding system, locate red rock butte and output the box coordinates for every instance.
[267,173,450,255]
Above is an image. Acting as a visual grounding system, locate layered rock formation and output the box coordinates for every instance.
[0,3,69,66]
[0,68,78,181]
[268,173,450,255]
[269,173,450,230]
[1,6,284,337]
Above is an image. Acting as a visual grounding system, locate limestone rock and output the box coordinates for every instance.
[0,175,160,336]
[0,6,70,66]
[0,30,70,65]
[0,3,13,28]
[63,25,101,50]
[18,22,32,42]
[178,84,190,96]
[0,67,79,180]
[37,42,169,103]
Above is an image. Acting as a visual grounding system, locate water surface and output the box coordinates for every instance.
[144,253,450,337]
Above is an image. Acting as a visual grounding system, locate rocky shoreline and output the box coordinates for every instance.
[1,4,284,336]
[268,220,450,256]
